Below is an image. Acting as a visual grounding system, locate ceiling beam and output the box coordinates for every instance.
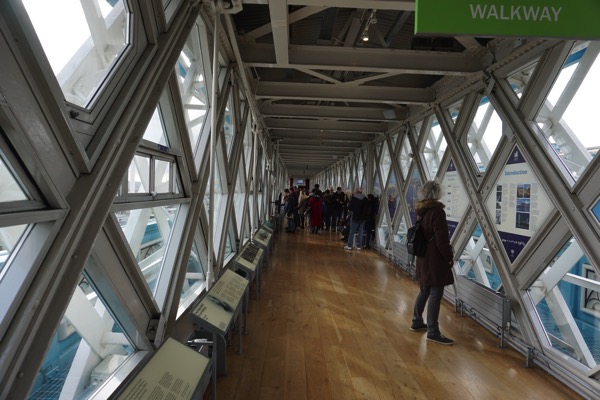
[268,0,289,65]
[240,44,490,75]
[242,0,416,11]
[259,103,409,121]
[255,81,434,104]
[265,118,387,132]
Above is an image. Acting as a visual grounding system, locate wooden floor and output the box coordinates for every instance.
[213,227,580,400]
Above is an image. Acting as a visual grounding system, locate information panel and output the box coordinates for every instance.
[234,242,263,273]
[253,227,272,249]
[405,167,422,225]
[486,146,552,263]
[415,0,600,39]
[190,269,249,335]
[441,159,469,239]
[114,338,210,400]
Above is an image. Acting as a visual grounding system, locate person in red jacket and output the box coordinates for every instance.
[410,180,455,345]
[308,189,323,234]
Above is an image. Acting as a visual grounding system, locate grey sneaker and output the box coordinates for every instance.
[410,323,428,332]
[427,334,454,345]
[344,246,352,250]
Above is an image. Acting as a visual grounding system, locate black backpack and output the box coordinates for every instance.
[406,219,432,257]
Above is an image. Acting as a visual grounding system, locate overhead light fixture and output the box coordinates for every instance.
[359,10,376,44]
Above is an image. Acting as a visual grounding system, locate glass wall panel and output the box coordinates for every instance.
[0,224,29,273]
[154,159,171,193]
[180,240,205,305]
[422,116,447,178]
[28,273,134,399]
[128,155,150,193]
[456,224,503,290]
[224,92,235,158]
[142,108,168,146]
[467,96,502,173]
[507,60,538,99]
[447,99,463,126]
[528,238,600,367]
[386,171,399,221]
[0,156,29,202]
[399,134,411,180]
[22,0,129,107]
[177,23,210,153]
[373,173,382,197]
[379,142,391,186]
[377,215,390,249]
[116,206,179,294]
[535,41,600,180]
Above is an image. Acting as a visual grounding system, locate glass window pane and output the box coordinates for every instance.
[143,108,168,146]
[377,215,390,249]
[423,116,447,178]
[447,99,463,126]
[0,224,29,273]
[386,171,399,221]
[179,241,205,305]
[457,224,503,290]
[154,159,171,193]
[28,274,134,399]
[177,24,210,152]
[379,142,391,185]
[22,0,128,107]
[373,173,382,198]
[467,96,502,173]
[224,94,235,158]
[116,206,178,294]
[0,156,29,202]
[128,155,150,193]
[399,134,411,180]
[528,238,600,367]
[535,41,599,181]
[507,60,538,99]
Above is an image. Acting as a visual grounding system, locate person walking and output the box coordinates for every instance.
[284,188,297,233]
[364,193,379,249]
[344,187,368,250]
[308,189,324,234]
[410,180,455,345]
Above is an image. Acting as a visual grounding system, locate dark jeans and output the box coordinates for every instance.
[413,285,445,337]
[347,219,365,248]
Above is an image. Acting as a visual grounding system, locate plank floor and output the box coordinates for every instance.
[210,227,580,400]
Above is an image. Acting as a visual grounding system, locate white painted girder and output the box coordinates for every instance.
[265,118,387,132]
[259,103,408,121]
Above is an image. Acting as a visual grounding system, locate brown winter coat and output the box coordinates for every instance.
[415,200,454,287]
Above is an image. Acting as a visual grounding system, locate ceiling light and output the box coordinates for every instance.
[361,33,369,42]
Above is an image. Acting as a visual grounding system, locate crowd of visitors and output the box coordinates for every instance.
[281,184,379,250]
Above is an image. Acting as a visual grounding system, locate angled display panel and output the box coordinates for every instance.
[485,146,552,263]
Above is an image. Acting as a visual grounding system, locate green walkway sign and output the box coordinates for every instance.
[415,1,600,39]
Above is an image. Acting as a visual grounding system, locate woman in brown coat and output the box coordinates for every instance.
[410,181,455,345]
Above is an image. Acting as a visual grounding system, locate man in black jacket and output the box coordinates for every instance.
[344,187,368,250]
[284,188,298,232]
